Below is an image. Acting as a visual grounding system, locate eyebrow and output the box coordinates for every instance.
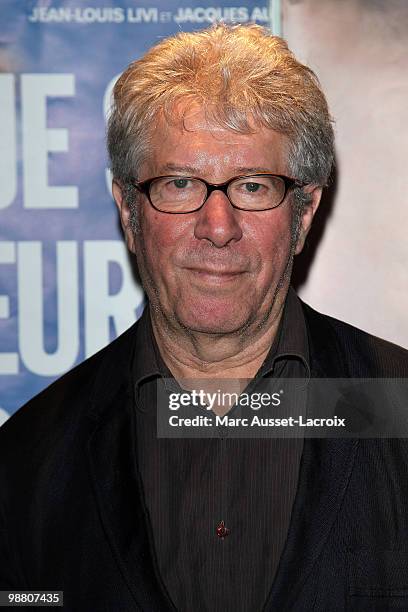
[234,166,274,174]
[160,164,198,174]
[159,163,274,175]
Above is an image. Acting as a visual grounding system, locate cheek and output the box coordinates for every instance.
[244,212,293,273]
[137,209,193,269]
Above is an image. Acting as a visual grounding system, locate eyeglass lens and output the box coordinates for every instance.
[149,175,286,212]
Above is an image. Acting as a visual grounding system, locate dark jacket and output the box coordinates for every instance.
[1,302,408,611]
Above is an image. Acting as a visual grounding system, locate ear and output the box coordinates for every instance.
[294,185,323,255]
[112,180,137,254]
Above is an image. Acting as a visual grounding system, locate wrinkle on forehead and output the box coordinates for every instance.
[188,149,249,171]
[145,103,290,178]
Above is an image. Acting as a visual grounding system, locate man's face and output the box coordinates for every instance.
[114,107,320,336]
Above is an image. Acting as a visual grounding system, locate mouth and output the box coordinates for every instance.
[185,267,246,284]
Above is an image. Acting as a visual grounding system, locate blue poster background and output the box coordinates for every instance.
[0,1,275,421]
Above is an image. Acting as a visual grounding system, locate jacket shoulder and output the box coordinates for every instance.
[301,301,408,377]
[0,321,138,461]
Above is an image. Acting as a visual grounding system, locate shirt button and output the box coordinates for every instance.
[216,520,230,539]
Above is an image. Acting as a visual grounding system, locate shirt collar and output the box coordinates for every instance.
[258,286,310,379]
[132,306,166,388]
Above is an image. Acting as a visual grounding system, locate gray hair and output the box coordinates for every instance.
[107,23,334,194]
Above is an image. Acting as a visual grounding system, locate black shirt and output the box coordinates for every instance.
[133,288,310,612]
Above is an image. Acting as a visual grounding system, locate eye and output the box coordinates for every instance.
[244,182,262,193]
[172,178,189,189]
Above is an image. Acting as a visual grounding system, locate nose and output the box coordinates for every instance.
[193,190,243,247]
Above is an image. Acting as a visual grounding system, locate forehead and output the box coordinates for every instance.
[142,105,289,178]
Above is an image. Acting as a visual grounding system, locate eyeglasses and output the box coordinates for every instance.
[131,174,305,214]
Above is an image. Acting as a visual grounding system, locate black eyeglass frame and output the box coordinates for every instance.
[130,173,306,213]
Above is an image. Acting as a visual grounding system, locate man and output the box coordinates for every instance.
[1,23,408,612]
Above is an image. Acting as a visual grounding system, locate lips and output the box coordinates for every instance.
[186,267,245,276]
[185,267,247,287]
[177,251,251,284]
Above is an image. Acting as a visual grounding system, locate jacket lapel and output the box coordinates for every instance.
[263,302,360,610]
[86,324,176,611]
[263,437,358,610]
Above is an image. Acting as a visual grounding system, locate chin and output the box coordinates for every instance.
[174,303,252,336]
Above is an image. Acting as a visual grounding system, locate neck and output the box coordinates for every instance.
[149,296,286,382]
